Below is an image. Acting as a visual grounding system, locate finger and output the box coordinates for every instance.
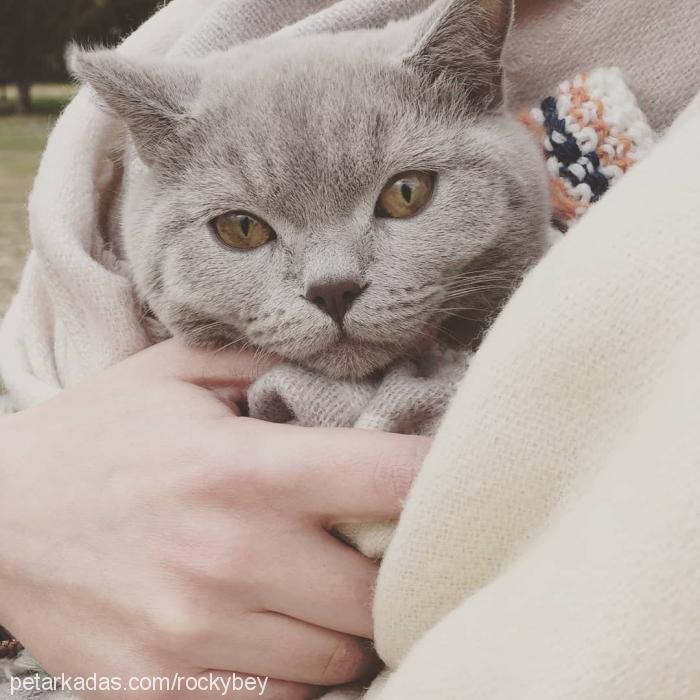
[263,529,378,638]
[128,339,279,388]
[193,612,379,686]
[306,429,430,523]
[236,420,430,522]
[186,673,316,700]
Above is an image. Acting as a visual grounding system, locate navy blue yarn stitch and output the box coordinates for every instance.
[586,151,601,169]
[541,96,558,118]
[540,96,582,166]
[560,166,582,187]
[552,138,581,166]
[584,171,609,198]
[539,94,613,212]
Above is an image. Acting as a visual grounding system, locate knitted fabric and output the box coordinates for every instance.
[519,69,655,232]
[248,352,470,436]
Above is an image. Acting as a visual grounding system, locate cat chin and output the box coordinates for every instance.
[298,341,399,380]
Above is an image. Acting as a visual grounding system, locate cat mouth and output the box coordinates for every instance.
[281,320,443,379]
[317,324,437,359]
[302,330,387,358]
[324,333,373,353]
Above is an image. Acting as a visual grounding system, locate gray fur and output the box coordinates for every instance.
[70,0,549,380]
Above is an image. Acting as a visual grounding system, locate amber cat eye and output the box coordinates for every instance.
[214,212,275,250]
[375,171,435,219]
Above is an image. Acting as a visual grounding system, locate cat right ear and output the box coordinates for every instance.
[68,46,200,165]
[403,0,513,110]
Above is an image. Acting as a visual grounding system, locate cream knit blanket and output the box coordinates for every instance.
[2,1,700,698]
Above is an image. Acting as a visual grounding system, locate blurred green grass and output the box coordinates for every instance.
[0,84,77,318]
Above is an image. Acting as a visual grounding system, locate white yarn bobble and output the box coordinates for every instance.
[568,162,588,181]
[572,182,594,204]
[600,164,625,182]
[530,107,545,126]
[547,156,561,176]
[577,127,599,153]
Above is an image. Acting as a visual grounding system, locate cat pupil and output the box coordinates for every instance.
[401,183,413,203]
[240,217,251,237]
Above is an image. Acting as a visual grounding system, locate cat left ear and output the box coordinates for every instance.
[403,0,513,110]
[68,46,200,165]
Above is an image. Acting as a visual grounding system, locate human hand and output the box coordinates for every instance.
[0,341,429,698]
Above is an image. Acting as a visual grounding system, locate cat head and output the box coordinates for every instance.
[71,0,549,379]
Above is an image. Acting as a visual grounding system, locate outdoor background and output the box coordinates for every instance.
[0,0,161,316]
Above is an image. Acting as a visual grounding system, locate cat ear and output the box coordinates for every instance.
[403,0,513,110]
[68,46,200,165]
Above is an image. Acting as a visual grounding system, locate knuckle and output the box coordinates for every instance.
[141,593,208,652]
[321,638,369,685]
[372,435,430,503]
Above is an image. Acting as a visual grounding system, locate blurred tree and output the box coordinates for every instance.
[78,0,166,44]
[0,0,162,112]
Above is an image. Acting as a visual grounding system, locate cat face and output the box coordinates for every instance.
[72,0,549,379]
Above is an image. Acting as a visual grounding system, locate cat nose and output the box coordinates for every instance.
[305,279,364,326]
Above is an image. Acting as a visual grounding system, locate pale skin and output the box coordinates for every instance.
[0,341,430,698]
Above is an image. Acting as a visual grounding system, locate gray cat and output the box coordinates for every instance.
[70,0,549,430]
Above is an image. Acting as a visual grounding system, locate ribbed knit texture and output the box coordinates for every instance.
[248,353,468,436]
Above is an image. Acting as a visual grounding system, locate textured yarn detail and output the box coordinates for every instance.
[519,69,655,231]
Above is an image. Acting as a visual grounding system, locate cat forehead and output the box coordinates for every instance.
[178,43,449,222]
[199,36,414,127]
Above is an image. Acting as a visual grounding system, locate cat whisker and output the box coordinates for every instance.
[212,334,249,355]
[252,346,274,375]
[445,273,515,285]
[444,273,521,288]
[441,284,515,300]
[193,320,237,335]
[442,312,490,325]
[438,306,493,314]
